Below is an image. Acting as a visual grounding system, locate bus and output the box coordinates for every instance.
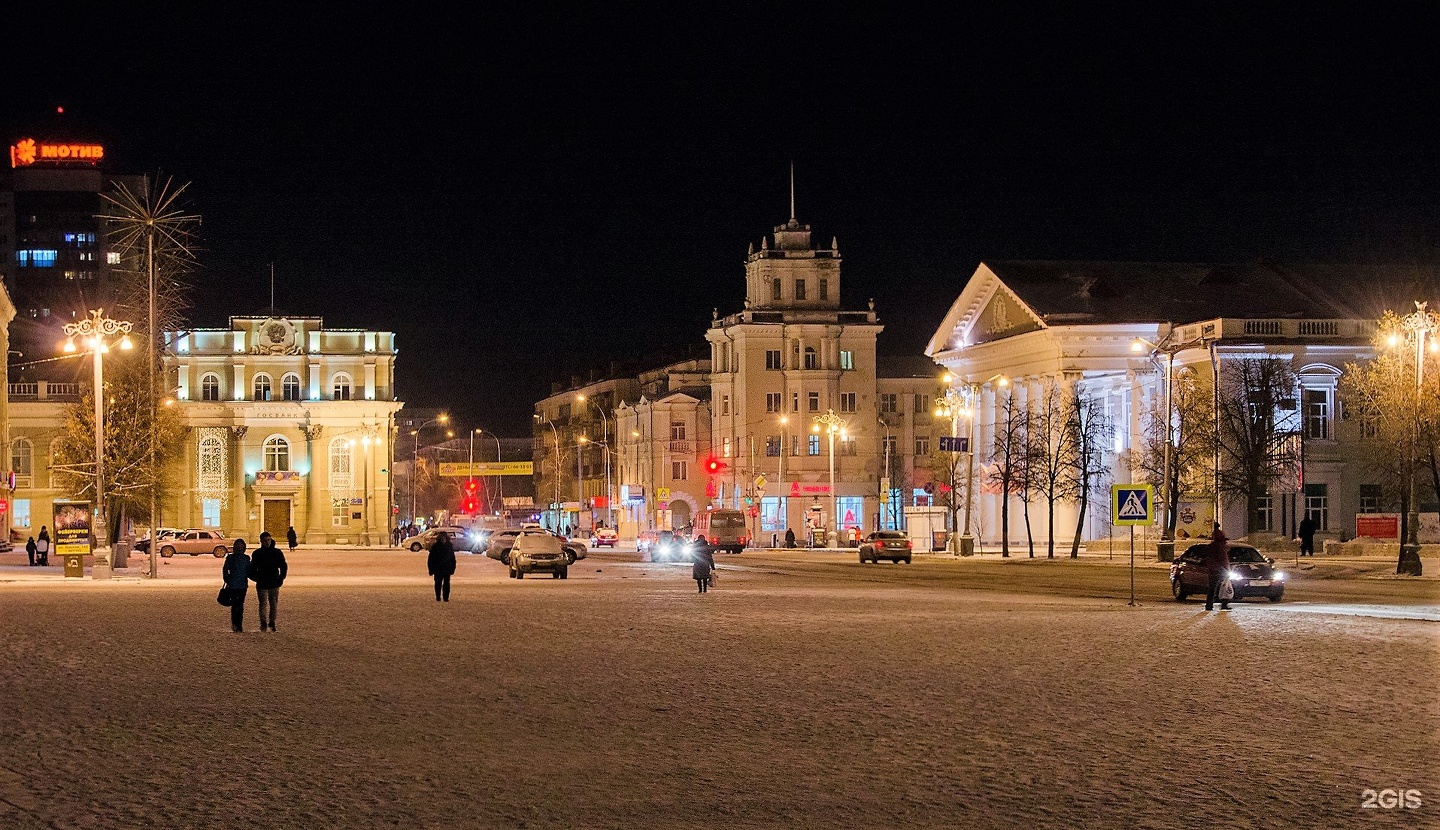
[694,508,749,554]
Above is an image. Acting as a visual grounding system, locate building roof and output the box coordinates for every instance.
[985,260,1440,325]
[876,355,944,379]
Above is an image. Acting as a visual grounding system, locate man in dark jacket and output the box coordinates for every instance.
[427,531,457,602]
[1204,524,1231,611]
[249,532,289,632]
[1297,516,1317,557]
[691,535,715,593]
[223,539,251,632]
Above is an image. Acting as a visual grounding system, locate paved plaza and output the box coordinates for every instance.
[1,547,1436,829]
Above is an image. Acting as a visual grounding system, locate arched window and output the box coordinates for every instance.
[282,373,302,401]
[253,374,273,402]
[263,436,291,472]
[201,373,221,401]
[329,437,352,491]
[11,438,33,476]
[803,347,818,370]
[332,373,352,401]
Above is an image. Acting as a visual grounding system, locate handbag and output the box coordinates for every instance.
[1218,579,1235,601]
[217,586,233,607]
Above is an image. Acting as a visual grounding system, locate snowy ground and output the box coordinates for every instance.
[1,548,1436,829]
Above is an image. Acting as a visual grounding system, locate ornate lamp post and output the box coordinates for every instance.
[1390,301,1437,576]
[62,309,133,572]
[937,373,1007,556]
[1133,335,1178,561]
[811,409,848,547]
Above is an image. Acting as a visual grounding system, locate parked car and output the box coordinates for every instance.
[134,527,183,554]
[590,527,618,548]
[509,533,569,579]
[1171,543,1287,602]
[159,529,231,558]
[859,530,913,564]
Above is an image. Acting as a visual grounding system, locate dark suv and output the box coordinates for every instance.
[1171,543,1287,602]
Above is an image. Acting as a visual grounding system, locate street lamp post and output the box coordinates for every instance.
[1133,336,1178,561]
[812,410,848,547]
[576,435,588,534]
[937,373,1007,556]
[535,415,561,532]
[477,428,503,515]
[1392,302,1437,576]
[62,309,133,574]
[408,414,450,524]
[578,395,614,529]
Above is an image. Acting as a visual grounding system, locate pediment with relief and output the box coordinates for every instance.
[968,287,1043,345]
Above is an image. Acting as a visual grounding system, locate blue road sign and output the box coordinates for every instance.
[939,436,969,452]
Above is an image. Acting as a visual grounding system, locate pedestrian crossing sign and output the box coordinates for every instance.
[1111,484,1155,526]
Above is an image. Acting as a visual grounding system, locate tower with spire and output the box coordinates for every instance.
[707,168,883,540]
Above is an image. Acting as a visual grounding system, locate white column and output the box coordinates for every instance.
[232,362,246,401]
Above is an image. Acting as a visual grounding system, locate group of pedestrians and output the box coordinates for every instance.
[24,526,51,566]
[221,531,290,632]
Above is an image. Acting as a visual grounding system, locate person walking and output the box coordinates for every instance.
[427,530,457,602]
[1203,524,1231,611]
[223,539,251,632]
[1297,515,1317,557]
[25,536,37,566]
[784,528,796,549]
[286,525,298,553]
[36,526,50,566]
[249,532,288,632]
[691,534,714,593]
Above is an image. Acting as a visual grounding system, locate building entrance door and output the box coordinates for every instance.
[263,499,291,541]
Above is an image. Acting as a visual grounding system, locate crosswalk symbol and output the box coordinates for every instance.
[1111,484,1155,526]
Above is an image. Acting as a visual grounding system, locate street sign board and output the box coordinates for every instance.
[938,436,969,452]
[656,487,671,501]
[438,461,534,477]
[1111,484,1155,526]
[754,474,767,491]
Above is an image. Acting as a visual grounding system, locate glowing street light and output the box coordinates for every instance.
[936,372,1007,556]
[811,410,848,547]
[61,309,133,574]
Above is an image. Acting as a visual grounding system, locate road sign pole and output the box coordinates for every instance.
[1129,525,1136,607]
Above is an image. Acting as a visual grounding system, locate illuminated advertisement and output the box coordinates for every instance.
[9,137,105,168]
[52,501,94,556]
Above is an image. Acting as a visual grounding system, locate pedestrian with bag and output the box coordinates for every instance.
[1297,515,1316,557]
[25,536,37,566]
[286,525,298,553]
[691,534,715,593]
[222,538,251,632]
[427,530,457,602]
[1203,524,1231,612]
[249,532,288,632]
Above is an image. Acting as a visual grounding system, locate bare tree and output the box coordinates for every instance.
[987,385,1026,557]
[1214,357,1301,534]
[1136,365,1216,537]
[1027,378,1074,558]
[1065,384,1112,558]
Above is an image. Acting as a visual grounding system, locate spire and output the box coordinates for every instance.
[789,161,796,222]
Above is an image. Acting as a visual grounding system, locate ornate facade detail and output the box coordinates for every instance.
[248,317,303,355]
[196,427,229,506]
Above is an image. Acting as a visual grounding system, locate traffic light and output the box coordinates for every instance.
[462,479,480,514]
[704,456,726,475]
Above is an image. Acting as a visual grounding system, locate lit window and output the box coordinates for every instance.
[332,373,352,401]
[808,434,820,456]
[723,437,732,458]
[253,374,273,401]
[202,499,221,528]
[330,438,353,491]
[13,498,30,528]
[17,249,58,267]
[106,252,121,265]
[1304,483,1329,531]
[282,373,302,401]
[840,350,853,370]
[333,499,351,527]
[264,436,291,472]
[765,436,780,456]
[201,374,221,401]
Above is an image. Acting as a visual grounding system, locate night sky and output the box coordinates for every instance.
[6,7,1439,435]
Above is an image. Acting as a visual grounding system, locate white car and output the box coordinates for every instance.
[589,528,618,548]
[159,529,231,558]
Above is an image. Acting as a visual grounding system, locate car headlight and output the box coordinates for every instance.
[1273,571,1286,581]
[1227,570,1245,581]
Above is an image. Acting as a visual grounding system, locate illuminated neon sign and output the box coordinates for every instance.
[9,138,105,168]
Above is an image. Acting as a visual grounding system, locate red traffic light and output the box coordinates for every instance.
[704,456,726,474]
[464,478,479,493]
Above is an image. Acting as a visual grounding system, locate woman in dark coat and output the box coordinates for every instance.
[427,531,457,602]
[691,535,715,593]
[222,539,251,632]
[286,525,298,552]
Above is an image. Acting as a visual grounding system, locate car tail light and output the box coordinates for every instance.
[905,540,913,548]
[739,536,747,546]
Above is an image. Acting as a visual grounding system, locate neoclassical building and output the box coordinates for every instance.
[926,261,1423,548]
[9,314,402,547]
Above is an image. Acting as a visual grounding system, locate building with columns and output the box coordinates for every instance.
[162,315,402,544]
[926,260,1425,549]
